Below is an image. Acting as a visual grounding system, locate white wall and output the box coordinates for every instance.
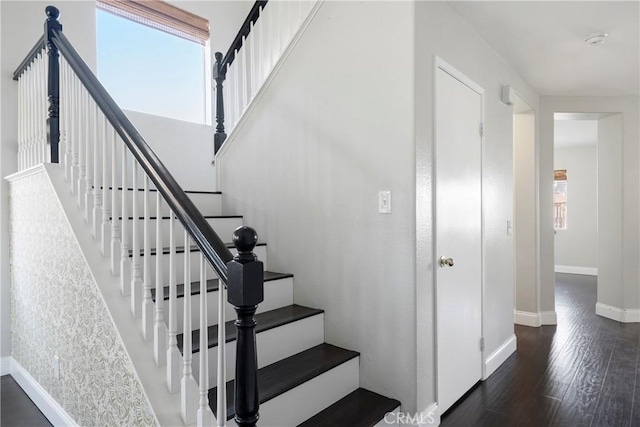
[124,110,215,191]
[1,0,98,360]
[218,1,417,412]
[514,113,538,314]
[415,1,539,409]
[540,97,639,316]
[554,145,597,270]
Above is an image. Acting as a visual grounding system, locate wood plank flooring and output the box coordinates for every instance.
[1,375,52,426]
[441,273,640,427]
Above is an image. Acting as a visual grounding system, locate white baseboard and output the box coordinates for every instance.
[555,265,598,276]
[514,310,540,327]
[483,334,517,380]
[540,310,558,325]
[596,302,640,323]
[0,356,10,375]
[10,358,77,427]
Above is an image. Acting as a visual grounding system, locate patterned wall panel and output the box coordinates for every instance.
[9,171,157,426]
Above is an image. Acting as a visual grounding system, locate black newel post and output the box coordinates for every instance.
[213,52,227,154]
[45,6,62,163]
[227,226,264,427]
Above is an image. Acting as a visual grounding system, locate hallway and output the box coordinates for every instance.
[441,273,640,426]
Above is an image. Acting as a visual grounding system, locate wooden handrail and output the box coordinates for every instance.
[220,0,268,71]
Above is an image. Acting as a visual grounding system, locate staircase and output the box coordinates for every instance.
[10,2,401,426]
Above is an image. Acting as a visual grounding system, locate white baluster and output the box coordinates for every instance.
[131,161,142,316]
[42,51,48,163]
[233,50,240,123]
[167,212,181,393]
[257,11,264,89]
[154,193,168,367]
[77,85,86,207]
[84,91,94,220]
[101,114,111,255]
[181,232,199,424]
[198,255,215,426]
[120,146,131,296]
[241,36,248,111]
[248,22,255,100]
[217,265,227,426]
[37,55,43,164]
[224,64,233,133]
[63,59,72,180]
[271,1,280,65]
[71,73,80,193]
[110,128,121,275]
[17,74,23,171]
[142,176,154,340]
[92,102,102,238]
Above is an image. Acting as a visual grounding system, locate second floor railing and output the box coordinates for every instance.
[13,6,264,426]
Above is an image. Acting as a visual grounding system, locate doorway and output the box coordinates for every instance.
[434,58,484,414]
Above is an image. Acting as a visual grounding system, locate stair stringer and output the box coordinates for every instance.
[30,164,185,426]
[214,0,325,181]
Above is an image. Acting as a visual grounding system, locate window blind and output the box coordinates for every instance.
[97,0,209,45]
[554,169,567,181]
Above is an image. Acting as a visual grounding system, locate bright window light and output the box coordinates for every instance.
[97,9,206,123]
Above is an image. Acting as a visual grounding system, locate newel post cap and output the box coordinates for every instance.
[227,226,264,307]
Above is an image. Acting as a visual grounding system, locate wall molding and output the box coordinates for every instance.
[9,358,78,426]
[596,303,640,323]
[514,310,540,327]
[483,334,517,380]
[540,311,558,325]
[555,265,598,276]
[420,402,439,426]
[0,356,10,375]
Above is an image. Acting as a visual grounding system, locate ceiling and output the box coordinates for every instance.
[448,1,640,97]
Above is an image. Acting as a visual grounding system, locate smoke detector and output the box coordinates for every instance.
[585,32,608,46]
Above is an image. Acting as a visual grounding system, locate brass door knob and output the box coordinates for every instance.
[439,256,454,267]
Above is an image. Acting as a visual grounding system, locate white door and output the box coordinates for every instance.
[435,63,483,414]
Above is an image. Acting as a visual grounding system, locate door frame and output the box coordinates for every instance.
[433,56,487,408]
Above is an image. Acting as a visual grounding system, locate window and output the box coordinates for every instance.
[96,1,210,123]
[554,169,567,229]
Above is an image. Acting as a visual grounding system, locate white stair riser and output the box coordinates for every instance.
[140,244,268,284]
[173,276,293,331]
[192,313,324,386]
[124,217,243,251]
[103,190,222,217]
[226,357,360,427]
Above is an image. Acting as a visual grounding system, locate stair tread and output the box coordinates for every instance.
[97,185,221,194]
[129,242,267,257]
[113,215,242,220]
[297,388,401,427]
[177,304,323,353]
[151,270,292,301]
[209,343,360,421]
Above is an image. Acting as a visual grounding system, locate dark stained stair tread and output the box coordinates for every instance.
[177,304,323,353]
[151,270,292,301]
[209,343,360,420]
[96,185,221,194]
[113,215,242,220]
[297,388,401,427]
[129,242,266,257]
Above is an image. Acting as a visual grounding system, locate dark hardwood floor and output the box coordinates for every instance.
[441,273,640,427]
[1,375,52,426]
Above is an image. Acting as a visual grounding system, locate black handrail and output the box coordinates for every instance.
[213,1,268,154]
[50,29,234,283]
[12,35,45,81]
[220,1,268,71]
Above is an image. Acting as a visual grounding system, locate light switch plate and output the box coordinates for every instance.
[379,191,391,214]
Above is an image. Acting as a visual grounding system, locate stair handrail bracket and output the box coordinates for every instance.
[13,6,265,426]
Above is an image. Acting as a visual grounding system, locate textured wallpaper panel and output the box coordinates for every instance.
[9,171,156,426]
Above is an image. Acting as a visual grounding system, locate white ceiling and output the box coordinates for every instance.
[448,1,640,96]
[554,119,598,148]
